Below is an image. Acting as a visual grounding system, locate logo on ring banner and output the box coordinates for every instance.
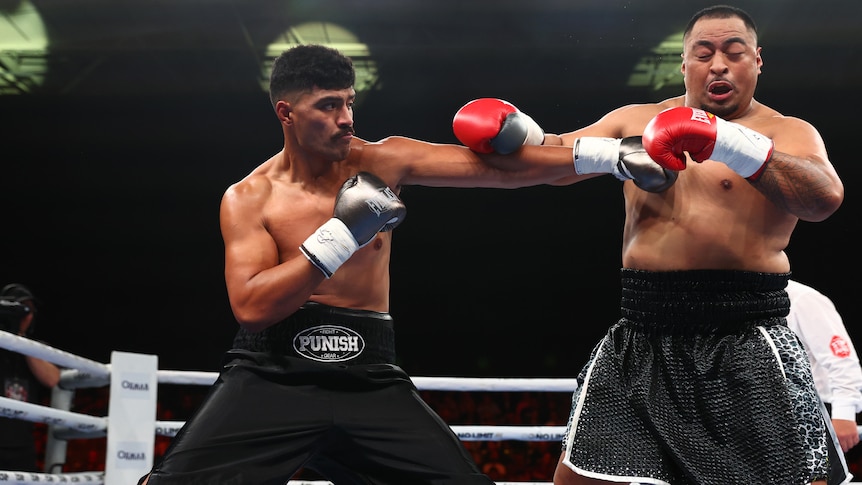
[115,441,149,469]
[117,372,153,399]
[293,325,365,362]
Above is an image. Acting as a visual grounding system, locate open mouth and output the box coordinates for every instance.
[708,81,733,96]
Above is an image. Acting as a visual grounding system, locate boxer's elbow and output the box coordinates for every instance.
[801,187,844,222]
[231,305,275,333]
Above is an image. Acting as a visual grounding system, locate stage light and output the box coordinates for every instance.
[627,30,684,98]
[0,0,48,95]
[262,22,380,106]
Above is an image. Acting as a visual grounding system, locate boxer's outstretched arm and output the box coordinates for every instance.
[453,99,676,192]
[354,135,588,190]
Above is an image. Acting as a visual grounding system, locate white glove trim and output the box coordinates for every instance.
[711,117,774,179]
[573,137,628,181]
[521,112,545,146]
[299,218,359,278]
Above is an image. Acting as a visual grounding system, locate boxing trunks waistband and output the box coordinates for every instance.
[619,268,790,333]
[231,301,396,366]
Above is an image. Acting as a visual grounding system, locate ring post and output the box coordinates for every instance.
[44,386,75,472]
[104,351,158,485]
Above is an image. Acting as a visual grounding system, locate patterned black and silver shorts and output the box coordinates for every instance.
[561,269,849,485]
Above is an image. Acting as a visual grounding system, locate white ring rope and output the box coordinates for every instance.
[0,474,544,485]
[0,332,576,484]
[0,477,543,485]
[152,419,566,442]
[155,369,579,392]
[1,392,571,442]
[0,471,105,484]
[0,395,106,432]
[0,331,109,380]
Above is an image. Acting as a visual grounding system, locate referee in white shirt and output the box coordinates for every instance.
[786,279,862,453]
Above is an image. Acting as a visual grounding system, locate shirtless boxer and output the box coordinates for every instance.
[453,5,846,484]
[138,42,602,485]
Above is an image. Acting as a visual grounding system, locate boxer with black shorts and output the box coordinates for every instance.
[563,270,844,484]
[145,302,488,483]
[139,44,582,484]
[453,5,848,484]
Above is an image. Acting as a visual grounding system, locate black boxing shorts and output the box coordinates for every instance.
[143,302,493,485]
[560,269,850,485]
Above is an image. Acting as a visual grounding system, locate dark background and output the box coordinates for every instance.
[1,0,859,378]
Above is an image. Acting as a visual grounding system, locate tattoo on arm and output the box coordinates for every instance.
[753,152,835,219]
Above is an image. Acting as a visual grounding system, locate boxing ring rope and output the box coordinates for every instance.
[156,369,579,392]
[0,330,575,484]
[2,329,860,485]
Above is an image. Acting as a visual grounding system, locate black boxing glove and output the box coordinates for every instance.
[573,136,678,192]
[300,172,407,278]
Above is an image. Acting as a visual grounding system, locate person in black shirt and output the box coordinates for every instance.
[0,283,60,472]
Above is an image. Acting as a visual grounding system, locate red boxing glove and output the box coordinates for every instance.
[452,98,544,154]
[642,106,774,180]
